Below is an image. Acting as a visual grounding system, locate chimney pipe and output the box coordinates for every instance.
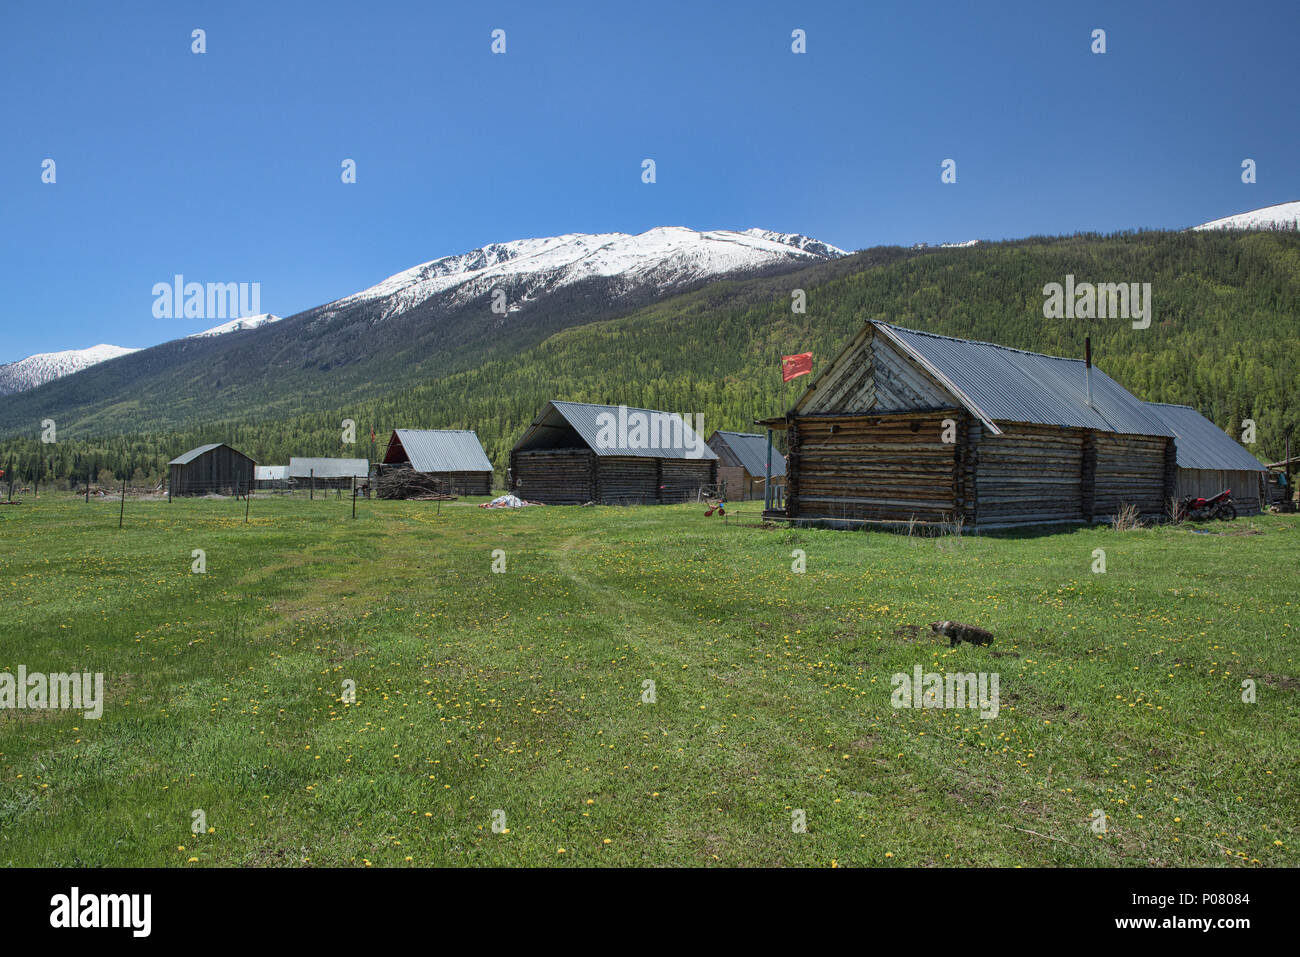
[1084,336,1094,409]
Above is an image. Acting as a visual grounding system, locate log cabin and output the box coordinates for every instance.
[381,429,494,495]
[168,443,256,497]
[288,457,370,490]
[511,400,717,505]
[706,430,786,501]
[771,322,1186,529]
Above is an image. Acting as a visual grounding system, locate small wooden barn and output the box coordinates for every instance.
[381,429,494,495]
[1140,403,1267,514]
[168,443,256,497]
[288,457,370,490]
[510,400,717,505]
[706,430,786,500]
[772,321,1180,529]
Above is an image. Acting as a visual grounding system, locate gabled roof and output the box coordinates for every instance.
[873,325,1180,436]
[514,400,717,460]
[288,457,369,479]
[169,442,252,466]
[386,429,493,473]
[708,431,786,478]
[871,323,1173,437]
[1141,403,1267,471]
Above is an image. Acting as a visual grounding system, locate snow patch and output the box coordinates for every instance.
[1192,201,1300,231]
[0,344,139,396]
[187,314,283,338]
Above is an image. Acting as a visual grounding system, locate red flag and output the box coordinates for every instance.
[782,352,812,382]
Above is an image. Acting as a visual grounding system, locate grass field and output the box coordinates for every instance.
[0,493,1295,867]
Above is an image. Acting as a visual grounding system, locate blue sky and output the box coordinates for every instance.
[2,0,1297,360]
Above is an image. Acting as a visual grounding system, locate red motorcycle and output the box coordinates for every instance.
[1177,488,1236,522]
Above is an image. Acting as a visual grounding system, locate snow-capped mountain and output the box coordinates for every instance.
[0,224,845,427]
[0,344,139,397]
[188,314,283,338]
[1193,201,1300,231]
[317,227,846,322]
[1,315,284,397]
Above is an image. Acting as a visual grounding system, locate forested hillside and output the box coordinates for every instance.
[3,229,1297,487]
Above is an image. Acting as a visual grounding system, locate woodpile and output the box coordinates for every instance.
[375,466,457,500]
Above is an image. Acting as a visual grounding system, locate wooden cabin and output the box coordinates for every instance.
[288,457,370,490]
[168,443,255,497]
[510,401,717,505]
[1141,403,1267,514]
[706,430,786,501]
[381,429,494,495]
[774,322,1180,529]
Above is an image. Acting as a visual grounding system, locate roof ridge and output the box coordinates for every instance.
[552,398,692,417]
[876,321,1086,364]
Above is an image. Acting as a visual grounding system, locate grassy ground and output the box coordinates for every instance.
[0,493,1295,867]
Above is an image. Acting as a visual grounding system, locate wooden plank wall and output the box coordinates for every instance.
[510,449,595,504]
[788,410,959,522]
[797,327,954,416]
[1174,468,1263,514]
[170,448,254,496]
[717,465,746,498]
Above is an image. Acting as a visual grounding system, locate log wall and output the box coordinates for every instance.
[787,411,960,522]
[510,450,714,504]
[973,423,1087,526]
[510,449,595,504]
[1091,433,1170,521]
[658,458,716,503]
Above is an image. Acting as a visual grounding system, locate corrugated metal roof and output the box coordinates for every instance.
[520,401,717,460]
[1141,403,1266,471]
[288,457,369,479]
[169,443,228,465]
[254,465,289,481]
[876,323,1174,437]
[390,430,493,473]
[710,431,786,478]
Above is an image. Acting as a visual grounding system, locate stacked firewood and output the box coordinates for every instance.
[375,466,457,501]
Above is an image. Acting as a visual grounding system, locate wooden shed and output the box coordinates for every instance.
[706,430,786,500]
[510,400,717,505]
[168,443,255,497]
[288,457,370,490]
[381,429,494,495]
[774,322,1178,529]
[1141,403,1267,514]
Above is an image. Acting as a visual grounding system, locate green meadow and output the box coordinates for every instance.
[0,494,1295,867]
